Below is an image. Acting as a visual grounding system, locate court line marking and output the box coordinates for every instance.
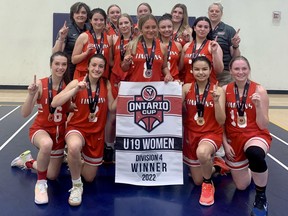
[0,106,20,122]
[270,133,288,147]
[0,112,37,151]
[268,153,288,171]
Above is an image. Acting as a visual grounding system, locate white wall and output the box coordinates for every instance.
[1,0,287,90]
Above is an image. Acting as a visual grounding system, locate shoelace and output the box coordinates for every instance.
[37,183,48,193]
[69,187,82,199]
[254,196,267,210]
[202,184,213,196]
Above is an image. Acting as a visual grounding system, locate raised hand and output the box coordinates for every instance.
[231,28,241,48]
[28,75,39,95]
[211,81,220,102]
[251,86,261,107]
[210,35,219,53]
[77,74,88,90]
[58,21,69,41]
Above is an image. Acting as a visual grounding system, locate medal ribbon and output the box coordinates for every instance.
[192,39,207,60]
[195,80,210,118]
[48,76,63,114]
[234,80,250,117]
[110,22,119,35]
[120,34,133,61]
[90,29,104,54]
[141,37,156,70]
[86,76,101,114]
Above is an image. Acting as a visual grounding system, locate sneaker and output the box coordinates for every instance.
[103,144,114,164]
[199,182,215,206]
[11,150,33,169]
[215,145,225,157]
[68,184,83,206]
[214,156,230,175]
[251,195,268,216]
[34,181,48,204]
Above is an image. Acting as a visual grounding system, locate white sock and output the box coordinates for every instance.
[72,177,82,186]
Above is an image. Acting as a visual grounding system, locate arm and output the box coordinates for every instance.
[209,39,224,74]
[212,84,226,125]
[252,85,270,130]
[21,76,41,118]
[106,80,117,112]
[182,83,190,114]
[51,79,85,108]
[178,43,189,72]
[52,21,68,53]
[71,33,92,65]
[109,35,117,67]
[160,43,173,82]
[230,28,241,58]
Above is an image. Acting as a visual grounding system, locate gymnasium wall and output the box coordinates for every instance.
[0,0,287,90]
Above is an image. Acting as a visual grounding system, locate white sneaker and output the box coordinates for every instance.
[11,150,33,169]
[68,184,83,206]
[34,181,48,204]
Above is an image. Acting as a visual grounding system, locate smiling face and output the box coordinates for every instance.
[194,20,210,39]
[118,16,132,35]
[208,4,222,23]
[158,19,173,38]
[108,5,121,24]
[51,55,68,78]
[91,12,106,32]
[88,56,106,80]
[137,4,151,20]
[73,6,88,25]
[141,18,158,40]
[230,59,251,83]
[192,59,212,82]
[171,7,184,24]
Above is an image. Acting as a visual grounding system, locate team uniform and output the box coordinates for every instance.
[173,32,187,47]
[182,40,217,84]
[126,38,164,82]
[74,31,110,79]
[65,78,108,166]
[29,77,70,158]
[224,81,272,170]
[161,40,180,81]
[110,36,131,98]
[183,82,223,166]
[107,23,119,36]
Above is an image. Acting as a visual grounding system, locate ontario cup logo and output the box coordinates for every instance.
[128,86,170,132]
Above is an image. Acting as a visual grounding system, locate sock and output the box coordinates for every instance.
[255,185,266,199]
[72,177,82,187]
[203,177,212,184]
[37,170,47,180]
[25,159,36,169]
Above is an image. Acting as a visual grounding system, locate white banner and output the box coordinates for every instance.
[115,81,183,186]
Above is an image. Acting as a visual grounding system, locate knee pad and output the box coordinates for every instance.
[245,146,267,173]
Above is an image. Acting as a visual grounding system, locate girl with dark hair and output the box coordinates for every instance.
[179,16,223,84]
[11,51,71,205]
[52,2,91,80]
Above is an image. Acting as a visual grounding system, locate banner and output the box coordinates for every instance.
[115,81,183,186]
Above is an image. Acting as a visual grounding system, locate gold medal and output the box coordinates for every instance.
[196,117,205,126]
[237,116,245,125]
[48,113,54,122]
[88,113,96,121]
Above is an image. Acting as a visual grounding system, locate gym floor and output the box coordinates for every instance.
[0,90,287,216]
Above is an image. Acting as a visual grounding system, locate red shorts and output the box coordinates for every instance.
[183,130,222,167]
[65,126,104,166]
[29,124,66,158]
[225,131,272,170]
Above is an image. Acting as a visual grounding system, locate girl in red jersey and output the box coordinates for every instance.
[179,16,223,84]
[223,56,271,216]
[11,51,71,205]
[106,4,121,36]
[170,3,192,47]
[121,14,173,82]
[134,3,152,37]
[158,13,182,81]
[51,53,116,206]
[182,56,227,206]
[72,8,112,79]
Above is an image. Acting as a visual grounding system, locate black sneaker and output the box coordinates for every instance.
[103,144,114,164]
[251,195,268,216]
